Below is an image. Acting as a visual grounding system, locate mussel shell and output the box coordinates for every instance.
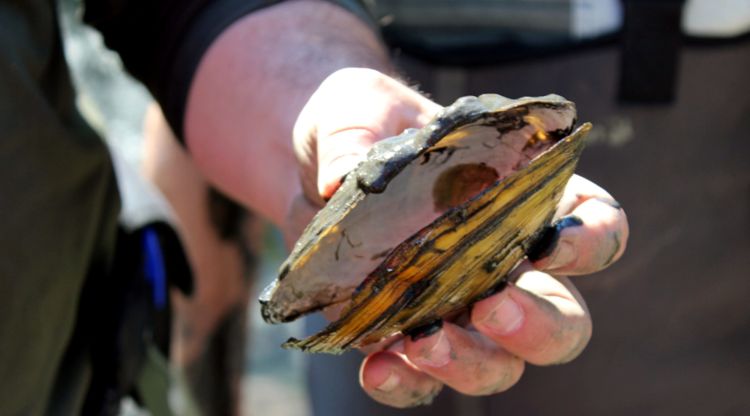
[260,94,590,353]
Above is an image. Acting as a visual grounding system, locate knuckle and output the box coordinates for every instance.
[467,357,524,396]
[324,67,385,90]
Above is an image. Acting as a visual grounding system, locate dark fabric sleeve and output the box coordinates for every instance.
[83,0,376,141]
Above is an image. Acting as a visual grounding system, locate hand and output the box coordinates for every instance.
[360,174,628,407]
[284,67,440,244]
[288,68,629,408]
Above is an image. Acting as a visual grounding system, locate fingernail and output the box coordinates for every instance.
[546,240,576,270]
[527,224,557,261]
[412,331,451,368]
[557,215,584,229]
[480,293,524,336]
[375,371,401,392]
[387,339,405,354]
[404,319,443,341]
[528,215,582,263]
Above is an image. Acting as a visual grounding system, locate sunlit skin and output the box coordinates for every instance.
[185,0,629,408]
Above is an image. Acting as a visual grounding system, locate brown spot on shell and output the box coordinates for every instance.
[432,163,499,213]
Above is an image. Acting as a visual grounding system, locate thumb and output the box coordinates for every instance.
[316,127,378,200]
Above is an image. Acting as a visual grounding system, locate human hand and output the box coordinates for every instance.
[359,174,628,407]
[284,67,441,244]
[287,68,629,407]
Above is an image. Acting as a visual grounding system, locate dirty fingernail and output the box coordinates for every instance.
[404,319,443,341]
[546,240,576,270]
[480,293,524,336]
[412,331,451,368]
[376,371,401,392]
[528,215,582,266]
[527,224,558,262]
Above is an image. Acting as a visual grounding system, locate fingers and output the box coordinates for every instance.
[530,175,629,275]
[362,263,591,404]
[360,349,443,408]
[471,264,591,366]
[315,127,378,200]
[293,68,441,201]
[282,193,320,247]
[403,322,525,396]
[313,78,440,199]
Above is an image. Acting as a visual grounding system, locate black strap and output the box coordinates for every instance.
[80,224,191,414]
[619,0,685,103]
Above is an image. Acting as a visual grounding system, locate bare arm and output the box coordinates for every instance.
[184,0,391,226]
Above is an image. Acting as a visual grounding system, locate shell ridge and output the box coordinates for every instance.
[287,126,588,352]
[262,95,584,339]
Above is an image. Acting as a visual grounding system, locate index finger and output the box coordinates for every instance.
[529,175,629,275]
[294,68,440,201]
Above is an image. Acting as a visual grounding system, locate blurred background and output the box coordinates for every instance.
[59,1,310,414]
[60,0,749,415]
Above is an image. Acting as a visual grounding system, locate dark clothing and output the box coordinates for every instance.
[0,0,369,414]
[84,0,375,139]
[0,2,121,414]
[308,30,750,416]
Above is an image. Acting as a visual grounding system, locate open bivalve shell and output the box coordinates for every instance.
[260,94,591,354]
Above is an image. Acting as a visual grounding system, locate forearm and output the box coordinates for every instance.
[184,0,392,226]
